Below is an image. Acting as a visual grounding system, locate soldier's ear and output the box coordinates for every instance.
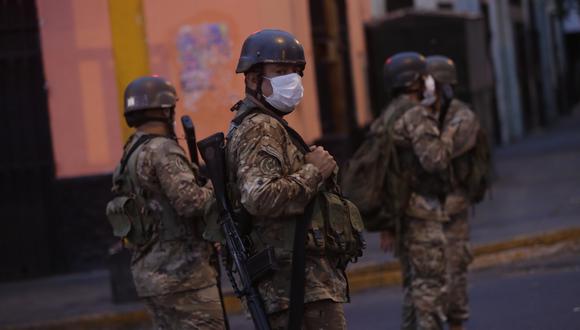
[245,72,258,90]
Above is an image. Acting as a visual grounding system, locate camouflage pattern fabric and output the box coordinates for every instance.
[400,217,447,330]
[443,210,472,323]
[268,299,347,330]
[121,132,218,297]
[392,104,456,222]
[145,285,226,330]
[370,94,418,135]
[443,99,480,215]
[226,96,348,315]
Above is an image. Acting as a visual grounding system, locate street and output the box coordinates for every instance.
[230,249,580,330]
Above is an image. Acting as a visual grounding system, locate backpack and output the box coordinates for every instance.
[453,129,492,203]
[341,97,414,232]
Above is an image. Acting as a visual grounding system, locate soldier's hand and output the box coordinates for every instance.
[305,146,337,180]
[380,231,395,253]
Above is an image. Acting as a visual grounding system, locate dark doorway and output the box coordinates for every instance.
[0,0,55,281]
[308,0,357,135]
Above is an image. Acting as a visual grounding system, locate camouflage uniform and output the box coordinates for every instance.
[371,94,418,136]
[118,132,225,330]
[226,96,348,328]
[392,103,457,330]
[441,99,480,324]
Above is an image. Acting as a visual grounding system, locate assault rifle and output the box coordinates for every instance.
[197,132,272,330]
[180,116,229,329]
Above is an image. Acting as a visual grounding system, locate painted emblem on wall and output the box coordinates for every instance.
[176,23,233,112]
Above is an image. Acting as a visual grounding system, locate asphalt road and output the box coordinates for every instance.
[230,251,580,330]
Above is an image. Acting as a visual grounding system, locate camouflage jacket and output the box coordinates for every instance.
[226,96,348,314]
[371,94,417,135]
[392,103,456,221]
[119,132,217,297]
[443,99,480,215]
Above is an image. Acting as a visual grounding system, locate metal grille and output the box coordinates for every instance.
[0,0,55,280]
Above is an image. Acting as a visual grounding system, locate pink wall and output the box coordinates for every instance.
[37,0,121,178]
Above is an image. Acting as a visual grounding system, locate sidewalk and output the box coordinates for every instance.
[1,109,579,330]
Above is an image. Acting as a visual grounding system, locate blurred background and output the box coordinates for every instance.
[1,0,579,329]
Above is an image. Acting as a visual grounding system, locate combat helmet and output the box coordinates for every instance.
[123,76,178,127]
[383,52,427,89]
[426,55,458,85]
[236,29,306,73]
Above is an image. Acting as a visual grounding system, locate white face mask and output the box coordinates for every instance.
[264,73,304,113]
[421,75,437,106]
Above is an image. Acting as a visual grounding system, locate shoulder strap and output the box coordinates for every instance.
[119,134,155,175]
[231,104,310,154]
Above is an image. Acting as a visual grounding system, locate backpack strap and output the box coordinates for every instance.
[118,134,156,176]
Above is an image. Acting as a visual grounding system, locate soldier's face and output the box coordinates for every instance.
[260,64,302,97]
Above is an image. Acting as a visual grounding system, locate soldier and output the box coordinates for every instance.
[225,29,363,329]
[374,52,429,252]
[106,76,226,329]
[377,52,462,330]
[426,55,490,330]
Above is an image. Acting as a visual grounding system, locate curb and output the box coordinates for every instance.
[7,227,580,330]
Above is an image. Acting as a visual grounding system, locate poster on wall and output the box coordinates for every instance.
[175,22,238,113]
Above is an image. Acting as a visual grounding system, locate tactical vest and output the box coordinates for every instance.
[106,135,196,246]
[397,146,452,201]
[225,100,365,267]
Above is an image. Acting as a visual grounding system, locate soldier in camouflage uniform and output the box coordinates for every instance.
[375,52,429,252]
[226,29,355,329]
[378,52,463,330]
[107,76,225,329]
[427,55,487,330]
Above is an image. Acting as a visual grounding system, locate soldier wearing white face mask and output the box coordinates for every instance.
[219,29,364,330]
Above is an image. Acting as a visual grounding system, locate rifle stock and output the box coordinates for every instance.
[197,132,271,330]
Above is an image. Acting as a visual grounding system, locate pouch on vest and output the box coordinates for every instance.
[106,196,134,238]
[306,192,365,263]
[323,192,365,261]
[105,195,152,246]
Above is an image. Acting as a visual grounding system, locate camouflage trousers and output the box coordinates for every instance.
[400,213,474,330]
[443,211,473,324]
[145,285,226,330]
[268,299,347,330]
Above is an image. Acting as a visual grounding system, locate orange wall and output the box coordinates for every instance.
[143,0,322,144]
[37,0,372,178]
